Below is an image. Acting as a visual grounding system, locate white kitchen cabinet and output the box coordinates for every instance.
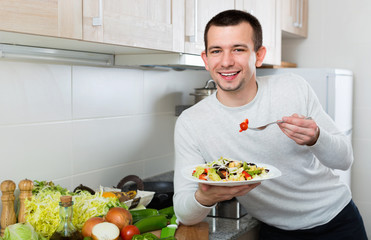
[0,0,82,39]
[83,0,184,52]
[184,0,236,55]
[281,0,308,38]
[235,0,282,65]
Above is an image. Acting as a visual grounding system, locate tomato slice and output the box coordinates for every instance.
[199,173,207,180]
[242,170,252,180]
[239,119,249,132]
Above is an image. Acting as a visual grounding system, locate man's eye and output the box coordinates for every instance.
[210,50,221,54]
[234,48,246,52]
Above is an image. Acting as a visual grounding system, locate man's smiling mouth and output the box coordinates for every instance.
[220,71,240,76]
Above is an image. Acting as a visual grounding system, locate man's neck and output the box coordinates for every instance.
[216,81,258,107]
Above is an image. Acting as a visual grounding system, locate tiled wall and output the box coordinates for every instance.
[0,60,210,193]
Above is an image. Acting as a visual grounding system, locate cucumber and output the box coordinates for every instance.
[130,208,159,223]
[158,206,175,219]
[134,214,168,233]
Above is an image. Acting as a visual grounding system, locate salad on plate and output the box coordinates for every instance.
[192,157,270,182]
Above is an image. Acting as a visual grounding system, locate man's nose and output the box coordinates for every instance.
[221,52,234,67]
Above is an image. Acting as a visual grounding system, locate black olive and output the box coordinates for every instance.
[212,164,221,169]
[217,167,229,179]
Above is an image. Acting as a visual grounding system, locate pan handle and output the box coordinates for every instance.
[116,175,144,191]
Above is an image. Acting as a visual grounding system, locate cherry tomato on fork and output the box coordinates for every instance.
[239,119,249,132]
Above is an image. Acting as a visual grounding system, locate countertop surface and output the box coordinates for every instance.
[206,214,259,240]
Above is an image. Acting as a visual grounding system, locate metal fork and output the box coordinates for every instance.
[248,117,312,131]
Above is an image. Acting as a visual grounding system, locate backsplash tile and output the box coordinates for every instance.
[0,61,71,124]
[71,116,149,173]
[72,66,144,119]
[0,122,73,183]
[0,60,210,195]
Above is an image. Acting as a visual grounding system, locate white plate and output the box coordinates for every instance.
[182,163,282,186]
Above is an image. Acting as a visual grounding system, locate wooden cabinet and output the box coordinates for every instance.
[236,0,281,65]
[281,0,308,38]
[0,0,82,39]
[184,0,235,55]
[83,0,184,52]
[0,0,287,67]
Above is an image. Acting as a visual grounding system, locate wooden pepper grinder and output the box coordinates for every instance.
[1,180,16,236]
[18,179,33,223]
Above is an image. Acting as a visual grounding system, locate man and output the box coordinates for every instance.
[173,9,367,239]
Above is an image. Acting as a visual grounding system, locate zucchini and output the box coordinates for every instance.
[134,214,168,233]
[158,206,175,219]
[130,208,159,223]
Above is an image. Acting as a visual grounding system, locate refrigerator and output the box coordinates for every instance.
[257,68,353,188]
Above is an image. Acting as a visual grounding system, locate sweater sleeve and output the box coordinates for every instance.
[173,113,215,225]
[303,77,353,170]
[309,128,353,170]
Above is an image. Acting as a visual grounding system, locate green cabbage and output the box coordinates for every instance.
[2,223,45,240]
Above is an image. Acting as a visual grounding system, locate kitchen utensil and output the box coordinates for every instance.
[248,117,312,131]
[1,180,16,236]
[190,79,217,103]
[18,179,33,223]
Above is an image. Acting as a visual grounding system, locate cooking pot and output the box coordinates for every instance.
[117,175,173,210]
[190,79,217,103]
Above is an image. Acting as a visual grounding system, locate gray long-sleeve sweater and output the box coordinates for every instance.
[173,73,352,230]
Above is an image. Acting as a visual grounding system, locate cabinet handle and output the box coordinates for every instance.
[293,0,299,27]
[293,0,303,28]
[299,0,303,28]
[93,0,103,26]
[189,0,198,42]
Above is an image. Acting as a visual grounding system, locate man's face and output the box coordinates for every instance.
[201,22,264,93]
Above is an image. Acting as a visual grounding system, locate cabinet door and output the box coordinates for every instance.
[0,0,82,39]
[184,0,235,55]
[236,0,281,65]
[282,0,308,38]
[83,0,184,52]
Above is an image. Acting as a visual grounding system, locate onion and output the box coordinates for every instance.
[91,222,120,240]
[82,217,105,237]
[105,207,133,230]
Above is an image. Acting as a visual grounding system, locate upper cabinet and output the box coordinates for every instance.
[83,0,184,52]
[236,0,281,65]
[0,0,292,67]
[0,0,82,39]
[184,0,235,55]
[281,0,308,38]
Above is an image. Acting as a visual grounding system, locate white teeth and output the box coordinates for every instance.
[221,72,237,76]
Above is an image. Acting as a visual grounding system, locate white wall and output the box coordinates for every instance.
[0,60,210,192]
[282,0,371,235]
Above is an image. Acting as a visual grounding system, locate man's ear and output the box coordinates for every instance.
[201,51,209,71]
[255,46,267,67]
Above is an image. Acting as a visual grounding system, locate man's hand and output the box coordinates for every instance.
[195,182,260,207]
[278,114,319,146]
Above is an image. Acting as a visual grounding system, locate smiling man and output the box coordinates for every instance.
[173,9,367,240]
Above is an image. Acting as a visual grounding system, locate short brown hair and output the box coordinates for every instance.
[204,9,263,53]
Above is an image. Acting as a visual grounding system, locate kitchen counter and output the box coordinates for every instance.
[146,172,260,239]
